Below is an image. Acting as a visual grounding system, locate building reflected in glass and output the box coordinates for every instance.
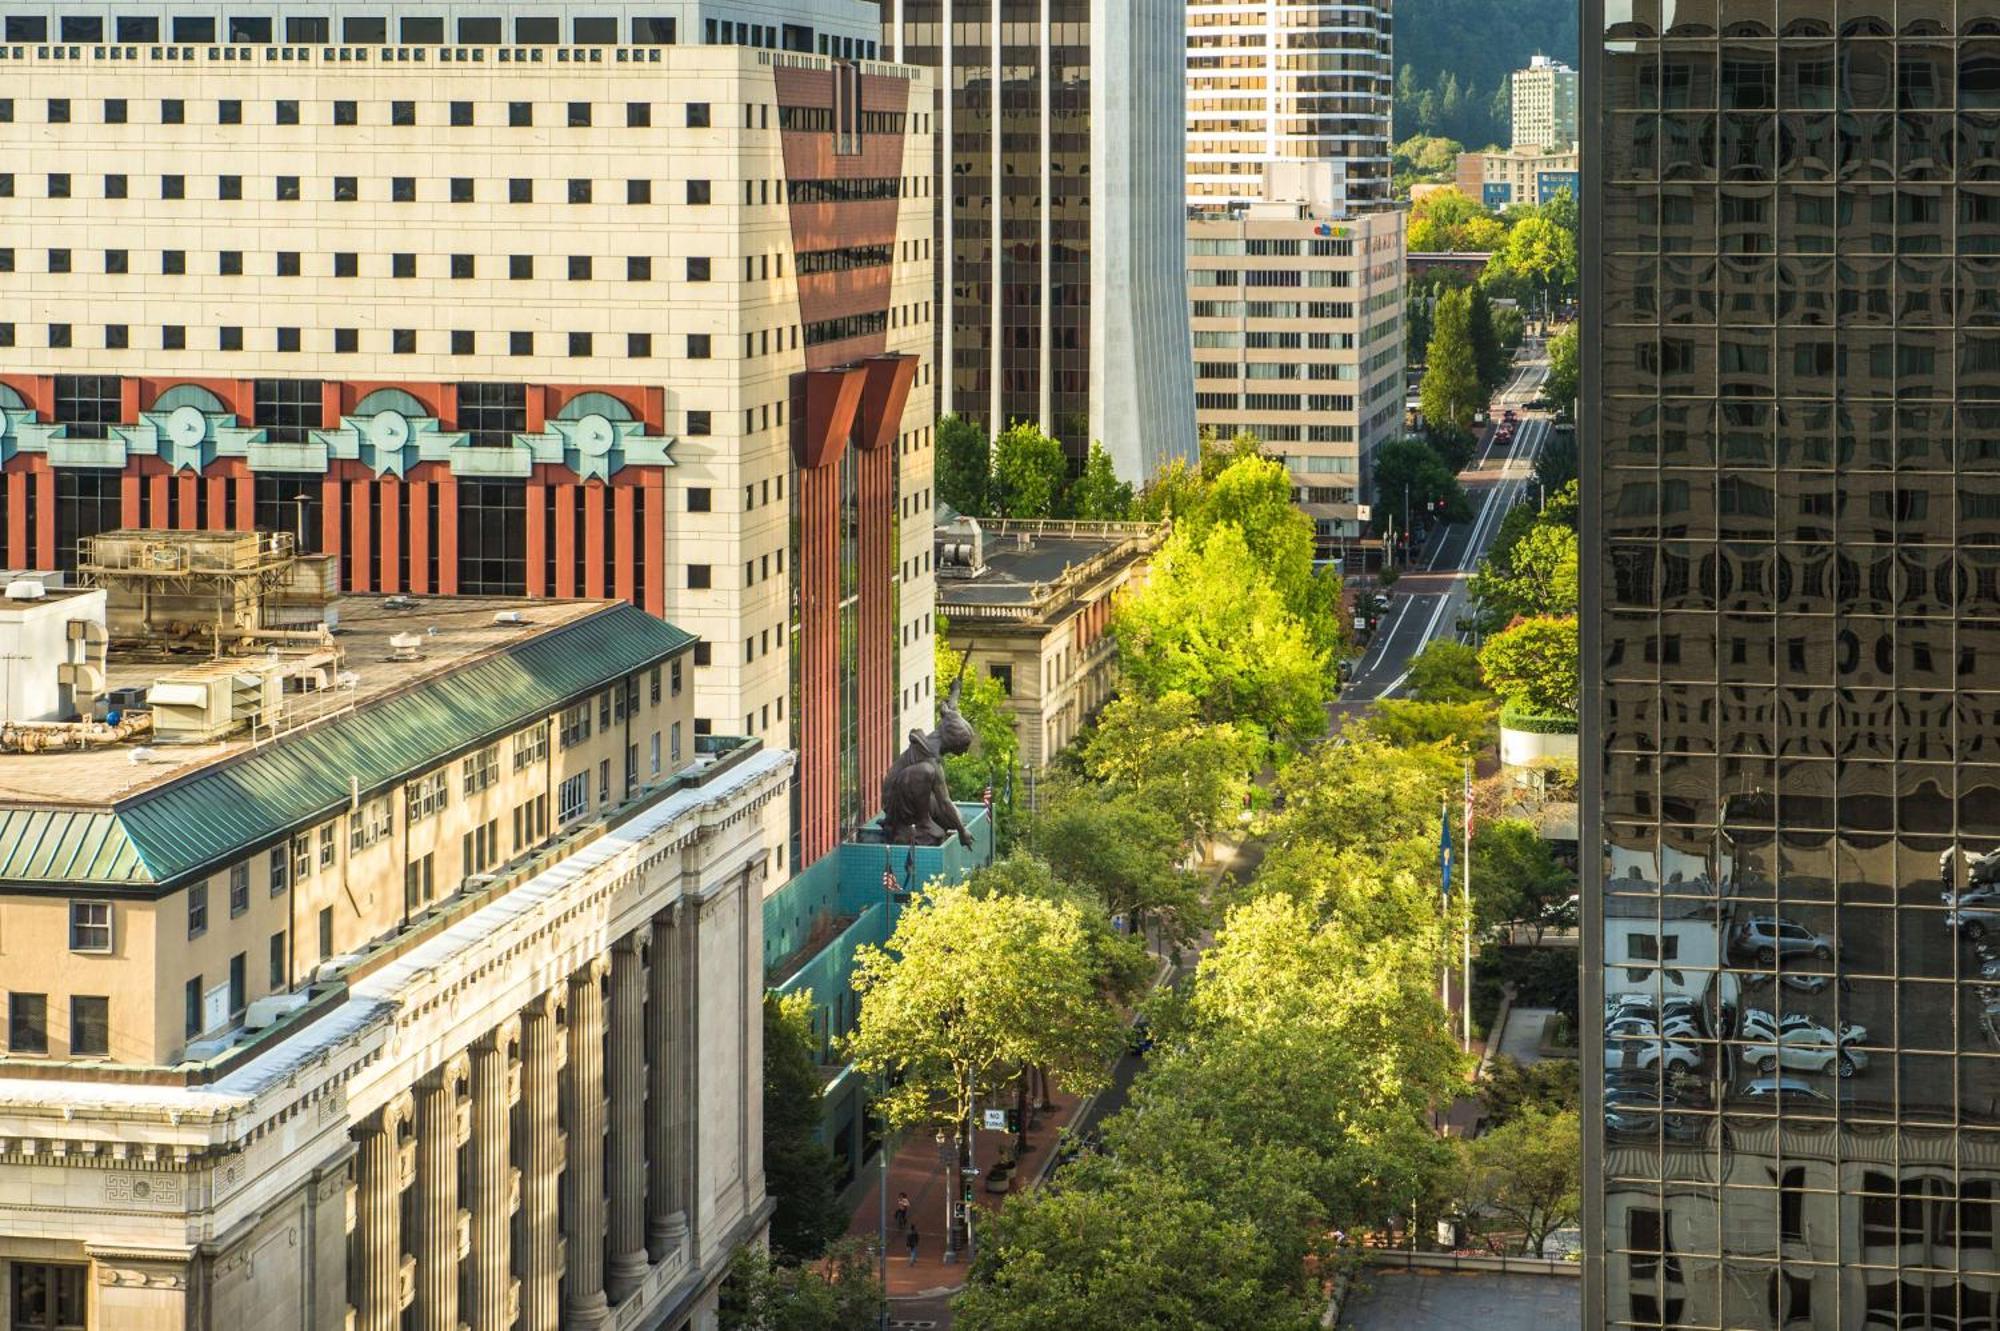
[1584,2,2000,1326]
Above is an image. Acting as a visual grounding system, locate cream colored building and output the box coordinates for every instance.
[1188,174,1405,550]
[934,516,1162,771]
[0,531,788,1331]
[1457,143,1581,209]
[0,4,936,881]
[1509,53,1578,150]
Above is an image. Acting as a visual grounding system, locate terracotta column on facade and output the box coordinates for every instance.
[412,1053,468,1331]
[466,1018,519,1331]
[350,1091,413,1331]
[646,905,687,1260]
[606,933,650,1298]
[517,991,564,1331]
[562,958,612,1328]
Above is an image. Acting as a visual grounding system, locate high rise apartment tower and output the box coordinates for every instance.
[1585,2,2000,1326]
[1511,53,1578,149]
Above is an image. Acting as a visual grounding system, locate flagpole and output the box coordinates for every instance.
[1462,760,1474,1054]
[1439,799,1450,1024]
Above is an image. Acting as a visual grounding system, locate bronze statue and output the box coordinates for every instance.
[881,655,977,848]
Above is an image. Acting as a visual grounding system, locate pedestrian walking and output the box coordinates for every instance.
[906,1226,920,1266]
[894,1191,910,1230]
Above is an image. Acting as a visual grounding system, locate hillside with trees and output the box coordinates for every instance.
[1393,0,1579,149]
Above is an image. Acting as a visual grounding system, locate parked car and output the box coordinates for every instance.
[1603,1083,1708,1142]
[1947,905,2000,939]
[1603,1017,1702,1073]
[1732,915,1835,966]
[1741,1028,1869,1079]
[1737,1009,1866,1048]
[1738,1076,1832,1106]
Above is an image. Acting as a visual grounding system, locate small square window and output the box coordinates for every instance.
[568,101,592,127]
[509,331,534,356]
[218,100,242,126]
[627,179,652,205]
[0,249,14,272]
[392,177,416,203]
[627,102,652,127]
[687,179,711,205]
[277,327,301,353]
[220,251,243,276]
[47,99,70,125]
[217,175,242,201]
[275,100,299,125]
[276,176,300,201]
[688,334,711,360]
[451,253,475,279]
[451,101,475,127]
[510,255,534,280]
[335,328,358,353]
[569,332,594,358]
[162,99,185,125]
[161,175,185,200]
[162,325,185,350]
[0,101,11,123]
[688,487,712,512]
[627,256,653,281]
[47,174,70,199]
[163,249,186,275]
[104,174,127,199]
[687,409,712,436]
[568,179,594,204]
[452,330,475,355]
[693,642,712,666]
[47,249,70,274]
[391,101,416,127]
[509,101,533,128]
[568,255,593,281]
[219,326,243,351]
[0,175,13,198]
[392,253,416,279]
[276,251,300,276]
[105,249,128,274]
[393,329,417,355]
[628,333,653,358]
[687,102,711,128]
[105,325,129,349]
[69,901,113,953]
[104,99,127,124]
[334,176,358,201]
[334,252,358,277]
[688,564,712,589]
[451,178,474,203]
[48,324,71,349]
[509,178,533,204]
[333,101,357,126]
[687,256,710,282]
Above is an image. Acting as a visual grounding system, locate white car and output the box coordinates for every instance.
[1742,1022,1869,1078]
[1603,1017,1702,1073]
[1738,1010,1867,1048]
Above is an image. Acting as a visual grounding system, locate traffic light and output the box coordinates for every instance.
[1005,1107,1021,1134]
[963,1183,974,1204]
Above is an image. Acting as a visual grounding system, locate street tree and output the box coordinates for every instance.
[1459,1106,1582,1257]
[1133,454,1207,523]
[1267,733,1464,855]
[846,883,1122,1143]
[719,1240,884,1331]
[1474,520,1578,622]
[1408,188,1507,253]
[1470,818,1574,938]
[1180,451,1344,655]
[1079,690,1257,849]
[1407,639,1486,703]
[1067,440,1133,519]
[1467,284,1508,394]
[1496,214,1579,315]
[989,421,1070,518]
[1200,427,1265,481]
[964,852,1152,1004]
[1370,698,1496,752]
[1421,288,1484,439]
[1371,436,1472,530]
[1112,523,1330,750]
[762,992,847,1261]
[1478,615,1581,718]
[1493,303,1526,349]
[1544,323,1579,411]
[937,413,992,516]
[1477,1054,1580,1126]
[1030,779,1208,953]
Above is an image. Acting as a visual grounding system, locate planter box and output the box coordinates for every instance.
[1501,724,1579,768]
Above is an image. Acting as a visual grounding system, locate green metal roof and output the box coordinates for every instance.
[4,605,694,893]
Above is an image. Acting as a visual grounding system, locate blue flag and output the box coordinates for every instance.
[1440,803,1453,902]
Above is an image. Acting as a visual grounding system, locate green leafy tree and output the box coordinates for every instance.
[1408,189,1508,253]
[1200,428,1265,481]
[762,992,847,1261]
[1371,698,1495,752]
[1477,1054,1580,1127]
[1467,284,1508,394]
[1497,214,1579,315]
[1421,288,1484,439]
[1079,690,1257,849]
[1459,1106,1582,1256]
[1133,454,1207,523]
[1470,818,1575,938]
[937,413,992,516]
[1479,615,1581,718]
[1372,436,1472,529]
[1473,521,1578,624]
[964,852,1152,1004]
[1030,779,1208,952]
[1067,440,1133,519]
[1268,734,1464,855]
[990,421,1070,518]
[1407,639,1486,703]
[1112,524,1330,751]
[1544,323,1579,411]
[720,1240,884,1331]
[1492,303,1526,350]
[1180,451,1344,657]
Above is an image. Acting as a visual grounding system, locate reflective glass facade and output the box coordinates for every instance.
[1585,3,2000,1326]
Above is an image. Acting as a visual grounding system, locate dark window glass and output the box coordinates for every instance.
[400,17,443,44]
[627,179,651,204]
[103,175,126,198]
[163,249,185,274]
[253,380,323,443]
[509,255,534,280]
[392,329,416,355]
[509,101,533,127]
[688,487,712,512]
[568,332,594,358]
[633,17,677,44]
[334,252,357,277]
[451,253,475,279]
[568,255,593,280]
[568,178,593,204]
[687,179,711,205]
[47,249,69,273]
[47,324,70,348]
[219,251,243,275]
[391,178,415,202]
[162,325,185,349]
[628,333,653,358]
[54,468,122,570]
[8,993,46,1054]
[457,480,527,594]
[686,409,711,436]
[228,954,245,1014]
[105,325,128,350]
[391,101,415,127]
[2,16,45,41]
[688,334,711,359]
[628,102,652,127]
[568,101,592,127]
[515,16,559,43]
[219,326,243,351]
[46,174,68,199]
[69,996,107,1057]
[218,100,242,125]
[276,176,300,201]
[52,376,121,429]
[334,176,357,201]
[457,384,527,446]
[275,100,298,125]
[630,256,655,281]
[275,251,299,276]
[573,17,617,44]
[342,17,385,43]
[285,16,329,43]
[509,178,533,203]
[227,16,271,43]
[333,101,356,126]
[687,102,710,128]
[173,16,214,41]
[450,101,474,127]
[104,99,126,124]
[458,16,502,43]
[509,331,533,356]
[59,16,101,41]
[688,565,711,589]
[105,249,127,273]
[46,100,69,124]
[117,16,160,41]
[256,474,323,549]
[217,175,241,200]
[451,330,475,355]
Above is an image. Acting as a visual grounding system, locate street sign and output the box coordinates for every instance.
[1356,504,1372,522]
[982,1108,1007,1131]
[1353,615,1367,631]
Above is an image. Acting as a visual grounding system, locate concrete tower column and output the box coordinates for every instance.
[606,933,650,1298]
[517,991,564,1331]
[562,957,612,1328]
[465,1018,519,1331]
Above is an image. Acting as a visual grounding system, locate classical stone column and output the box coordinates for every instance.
[466,1018,518,1331]
[646,906,687,1260]
[606,934,650,1298]
[412,1053,467,1331]
[676,901,701,1250]
[518,992,564,1331]
[351,1092,412,1331]
[562,957,612,1328]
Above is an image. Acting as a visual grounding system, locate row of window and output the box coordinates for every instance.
[7,249,720,282]
[7,96,707,127]
[3,324,697,366]
[2,13,682,47]
[6,991,107,1057]
[5,171,717,206]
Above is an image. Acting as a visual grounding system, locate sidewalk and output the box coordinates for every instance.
[842,1086,1086,1298]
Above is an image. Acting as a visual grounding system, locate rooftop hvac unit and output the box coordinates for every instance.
[493,611,528,627]
[242,992,311,1030]
[388,632,424,661]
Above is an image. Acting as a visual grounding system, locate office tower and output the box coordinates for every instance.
[1511,52,1578,149]
[1455,143,1582,209]
[883,1,1196,481]
[1188,166,1406,550]
[0,2,938,873]
[1185,0,1396,210]
[1585,3,2000,1327]
[0,536,786,1329]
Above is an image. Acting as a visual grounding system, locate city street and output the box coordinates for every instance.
[1333,352,1553,727]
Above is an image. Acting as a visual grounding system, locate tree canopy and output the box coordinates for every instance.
[762,992,847,1261]
[990,421,1070,519]
[1407,639,1486,704]
[1421,288,1485,439]
[935,627,1019,836]
[1460,1106,1581,1257]
[1478,615,1581,718]
[937,413,991,515]
[1068,440,1134,520]
[1372,436,1473,530]
[1079,690,1257,849]
[1408,189,1509,253]
[1030,779,1208,952]
[1544,322,1580,411]
[720,1241,884,1331]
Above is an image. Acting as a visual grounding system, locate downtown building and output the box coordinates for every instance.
[0,537,789,1330]
[0,0,940,880]
[1584,4,2000,1328]
[881,1,1196,481]
[1510,52,1577,150]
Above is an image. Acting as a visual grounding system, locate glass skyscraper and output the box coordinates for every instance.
[1585,2,2000,1326]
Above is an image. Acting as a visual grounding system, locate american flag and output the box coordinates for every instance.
[982,785,994,809]
[883,866,900,895]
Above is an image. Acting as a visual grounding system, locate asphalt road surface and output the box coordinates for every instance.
[1331,353,1553,728]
